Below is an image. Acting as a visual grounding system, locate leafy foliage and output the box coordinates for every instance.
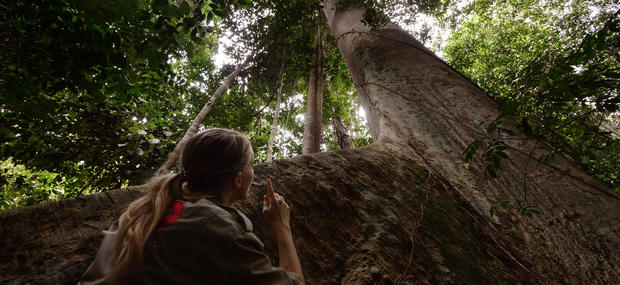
[218,0,371,157]
[9,0,615,212]
[0,157,77,210]
[445,0,620,190]
[0,0,246,206]
[1,0,373,209]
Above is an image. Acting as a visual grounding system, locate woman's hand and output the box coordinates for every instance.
[261,179,304,281]
[262,178,291,231]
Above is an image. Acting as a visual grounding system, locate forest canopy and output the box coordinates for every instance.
[1,0,618,210]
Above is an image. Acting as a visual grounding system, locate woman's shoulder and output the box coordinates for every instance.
[158,198,251,238]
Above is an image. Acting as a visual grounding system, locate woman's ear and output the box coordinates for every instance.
[233,171,243,189]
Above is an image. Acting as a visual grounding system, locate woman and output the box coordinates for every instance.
[80,128,304,284]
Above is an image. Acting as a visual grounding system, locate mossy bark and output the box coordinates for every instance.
[2,144,537,284]
[323,0,619,283]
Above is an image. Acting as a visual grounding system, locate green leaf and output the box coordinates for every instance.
[499,200,509,209]
[155,0,169,7]
[0,127,14,137]
[486,119,502,134]
[492,156,500,168]
[180,1,191,15]
[486,165,497,178]
[92,24,106,39]
[463,139,482,162]
[496,151,508,159]
[521,117,533,136]
[237,0,251,8]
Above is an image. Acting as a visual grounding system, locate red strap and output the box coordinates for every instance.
[158,200,183,228]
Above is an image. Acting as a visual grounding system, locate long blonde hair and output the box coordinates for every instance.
[99,128,252,282]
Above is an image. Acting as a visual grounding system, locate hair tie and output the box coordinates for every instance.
[179,169,188,181]
[177,170,188,194]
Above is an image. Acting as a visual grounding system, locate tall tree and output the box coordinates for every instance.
[323,0,619,281]
[332,115,352,149]
[266,58,287,162]
[2,1,618,284]
[302,19,325,154]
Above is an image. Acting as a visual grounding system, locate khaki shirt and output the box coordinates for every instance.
[80,198,303,284]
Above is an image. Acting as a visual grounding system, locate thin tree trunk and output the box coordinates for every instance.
[332,115,351,149]
[254,112,262,136]
[156,57,250,175]
[266,59,286,162]
[302,20,324,154]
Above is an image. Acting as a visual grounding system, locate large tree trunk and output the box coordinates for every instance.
[323,0,619,282]
[2,1,619,284]
[1,144,537,284]
[302,21,324,154]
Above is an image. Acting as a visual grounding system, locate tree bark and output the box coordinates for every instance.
[266,59,286,162]
[302,21,324,154]
[1,2,619,284]
[323,0,619,282]
[332,115,352,149]
[1,144,537,284]
[156,56,250,175]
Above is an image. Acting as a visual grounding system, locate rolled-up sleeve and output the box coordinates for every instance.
[229,231,304,284]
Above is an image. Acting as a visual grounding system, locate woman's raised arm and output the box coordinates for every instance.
[262,179,304,282]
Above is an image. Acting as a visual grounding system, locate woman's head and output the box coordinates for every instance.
[97,128,254,283]
[180,128,254,200]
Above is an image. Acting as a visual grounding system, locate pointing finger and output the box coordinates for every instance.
[262,195,270,211]
[266,178,276,200]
